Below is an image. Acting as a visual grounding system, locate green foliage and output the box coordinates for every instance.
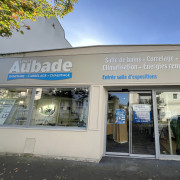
[171,118,180,151]
[0,0,78,37]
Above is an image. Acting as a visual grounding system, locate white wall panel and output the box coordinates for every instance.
[88,86,100,130]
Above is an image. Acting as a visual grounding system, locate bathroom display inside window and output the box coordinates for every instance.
[157,92,180,155]
[31,88,89,127]
[0,88,32,126]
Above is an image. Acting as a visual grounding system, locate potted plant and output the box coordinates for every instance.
[171,116,180,155]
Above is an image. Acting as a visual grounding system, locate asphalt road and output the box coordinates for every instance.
[0,155,180,180]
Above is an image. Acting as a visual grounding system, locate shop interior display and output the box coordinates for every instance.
[107,94,128,144]
[106,92,155,155]
[157,92,180,155]
[0,87,89,128]
[0,88,31,125]
[31,88,89,127]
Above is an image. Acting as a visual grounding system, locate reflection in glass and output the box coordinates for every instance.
[130,92,155,155]
[157,92,180,155]
[106,92,129,153]
[31,88,89,127]
[39,104,56,116]
[0,88,32,126]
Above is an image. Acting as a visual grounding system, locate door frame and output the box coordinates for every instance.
[105,89,157,159]
[105,91,130,156]
[129,91,155,158]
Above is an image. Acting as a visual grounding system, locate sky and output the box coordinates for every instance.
[60,0,180,47]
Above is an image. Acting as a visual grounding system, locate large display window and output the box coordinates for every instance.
[30,87,89,127]
[0,87,89,129]
[156,91,180,155]
[0,88,32,126]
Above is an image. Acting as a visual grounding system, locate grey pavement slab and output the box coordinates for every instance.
[0,155,180,180]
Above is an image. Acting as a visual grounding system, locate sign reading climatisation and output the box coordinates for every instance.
[7,59,72,81]
[102,55,180,81]
[2,49,180,84]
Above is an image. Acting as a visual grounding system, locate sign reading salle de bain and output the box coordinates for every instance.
[7,59,72,81]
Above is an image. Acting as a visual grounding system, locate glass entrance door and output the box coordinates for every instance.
[129,92,155,155]
[106,91,155,156]
[106,92,129,154]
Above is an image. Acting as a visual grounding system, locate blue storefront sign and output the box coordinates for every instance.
[133,104,151,123]
[7,72,72,81]
[115,109,126,124]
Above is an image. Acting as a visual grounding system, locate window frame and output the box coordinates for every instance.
[156,90,180,157]
[0,87,33,127]
[173,93,178,100]
[0,86,90,131]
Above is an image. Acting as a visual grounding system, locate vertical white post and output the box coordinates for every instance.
[168,119,173,155]
[26,88,36,128]
[103,88,108,156]
[152,90,160,159]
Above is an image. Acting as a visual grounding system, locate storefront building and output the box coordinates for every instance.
[0,45,180,162]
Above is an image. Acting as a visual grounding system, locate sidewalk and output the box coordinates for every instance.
[0,155,180,180]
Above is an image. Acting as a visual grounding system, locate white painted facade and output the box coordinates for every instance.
[0,17,71,54]
[0,45,180,162]
[0,85,106,162]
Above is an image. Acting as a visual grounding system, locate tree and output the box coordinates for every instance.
[0,0,78,37]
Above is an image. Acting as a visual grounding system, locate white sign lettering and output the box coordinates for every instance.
[9,59,72,73]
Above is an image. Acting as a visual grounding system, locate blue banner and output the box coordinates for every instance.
[7,72,72,81]
[133,104,152,123]
[115,109,126,124]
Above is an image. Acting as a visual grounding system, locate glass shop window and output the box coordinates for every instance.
[173,93,178,100]
[30,87,89,128]
[156,91,180,155]
[0,88,32,126]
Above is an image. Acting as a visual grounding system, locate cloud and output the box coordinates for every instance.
[60,17,106,47]
[71,38,103,47]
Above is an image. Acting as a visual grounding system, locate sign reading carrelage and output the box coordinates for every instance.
[1,48,180,85]
[102,55,180,81]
